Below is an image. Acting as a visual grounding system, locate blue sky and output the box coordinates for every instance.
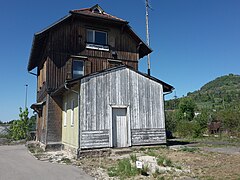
[0,0,239,122]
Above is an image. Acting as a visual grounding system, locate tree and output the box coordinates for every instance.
[176,98,196,121]
[9,108,30,140]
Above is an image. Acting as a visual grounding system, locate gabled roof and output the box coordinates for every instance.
[70,4,127,23]
[66,65,174,93]
[28,4,152,71]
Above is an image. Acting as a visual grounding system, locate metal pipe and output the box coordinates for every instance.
[25,84,28,109]
[64,82,81,157]
[146,0,151,75]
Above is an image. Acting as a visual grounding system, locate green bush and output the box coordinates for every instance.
[9,108,33,140]
[176,120,203,138]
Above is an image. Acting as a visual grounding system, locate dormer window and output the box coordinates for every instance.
[91,5,103,14]
[86,29,109,51]
[93,8,101,14]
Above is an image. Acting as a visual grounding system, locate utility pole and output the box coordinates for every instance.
[146,0,151,76]
[25,84,28,109]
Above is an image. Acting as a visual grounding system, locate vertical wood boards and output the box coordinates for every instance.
[112,108,128,147]
[80,67,166,149]
[38,17,140,95]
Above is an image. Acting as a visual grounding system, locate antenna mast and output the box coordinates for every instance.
[146,0,151,75]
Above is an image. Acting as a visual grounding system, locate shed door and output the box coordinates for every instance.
[112,108,128,148]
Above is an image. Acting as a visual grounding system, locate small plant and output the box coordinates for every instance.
[164,158,172,167]
[181,146,199,153]
[145,149,158,157]
[141,164,149,176]
[157,156,165,166]
[130,153,137,162]
[157,176,165,180]
[157,155,172,167]
[27,144,44,154]
[175,165,182,170]
[152,168,161,178]
[107,158,139,179]
[61,157,71,164]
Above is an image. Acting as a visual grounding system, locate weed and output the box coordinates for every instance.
[164,158,172,167]
[181,146,199,153]
[107,158,139,179]
[139,147,147,151]
[175,165,182,170]
[140,164,149,176]
[157,156,165,166]
[130,153,137,162]
[157,176,165,180]
[145,149,158,157]
[152,168,161,178]
[61,157,71,164]
[27,144,44,154]
[157,155,172,167]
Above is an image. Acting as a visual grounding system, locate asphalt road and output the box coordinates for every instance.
[0,145,93,180]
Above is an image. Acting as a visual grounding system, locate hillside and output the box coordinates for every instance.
[165,74,240,110]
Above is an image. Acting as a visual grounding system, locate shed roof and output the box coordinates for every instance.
[66,65,174,93]
[28,4,152,71]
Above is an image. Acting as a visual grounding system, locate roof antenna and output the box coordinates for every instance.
[145,0,151,76]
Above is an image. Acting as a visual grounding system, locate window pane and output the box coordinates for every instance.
[73,60,84,79]
[87,30,94,43]
[95,31,107,45]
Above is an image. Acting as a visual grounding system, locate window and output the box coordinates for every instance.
[72,60,84,79]
[63,102,67,127]
[87,29,107,45]
[70,99,74,126]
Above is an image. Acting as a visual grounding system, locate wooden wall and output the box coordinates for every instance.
[36,16,140,95]
[79,67,166,149]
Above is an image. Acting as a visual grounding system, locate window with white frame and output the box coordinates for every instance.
[70,99,74,126]
[63,102,67,127]
[86,29,109,51]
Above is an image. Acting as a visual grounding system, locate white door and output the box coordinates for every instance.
[112,108,128,148]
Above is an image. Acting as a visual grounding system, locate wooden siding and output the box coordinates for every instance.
[81,130,109,149]
[36,16,140,93]
[80,68,166,148]
[131,128,166,145]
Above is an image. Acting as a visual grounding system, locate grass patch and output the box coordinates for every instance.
[130,153,137,162]
[61,157,71,164]
[107,158,139,179]
[157,155,172,167]
[152,168,161,178]
[27,144,44,154]
[181,146,199,153]
[145,149,158,157]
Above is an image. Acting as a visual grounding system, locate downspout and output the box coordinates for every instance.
[64,81,81,157]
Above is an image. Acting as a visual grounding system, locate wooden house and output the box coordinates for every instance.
[28,4,173,154]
